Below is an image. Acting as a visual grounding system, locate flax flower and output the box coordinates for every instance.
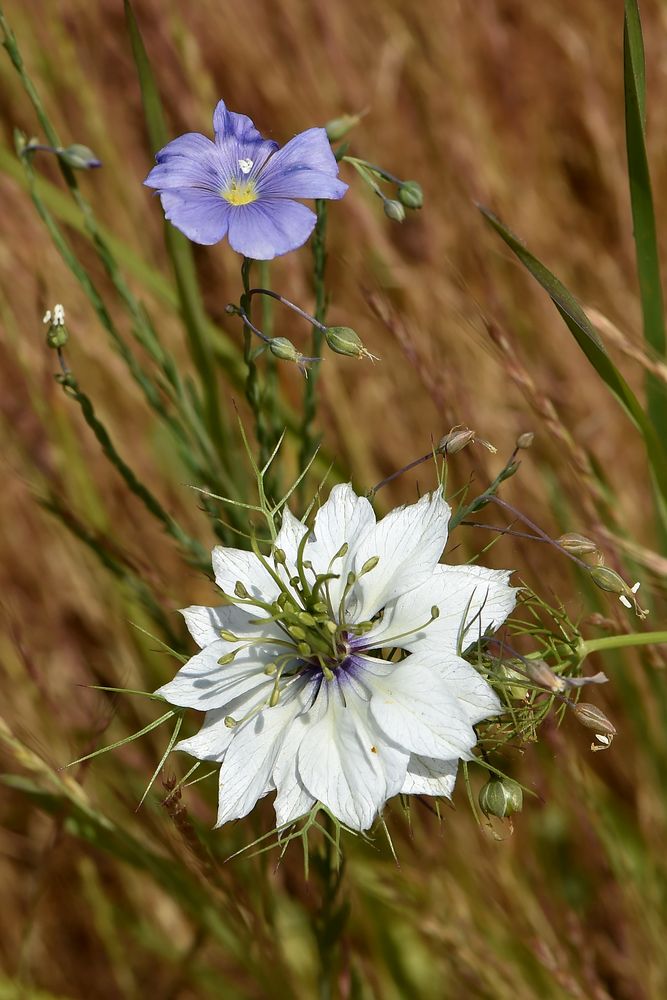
[144,100,347,259]
[157,485,517,831]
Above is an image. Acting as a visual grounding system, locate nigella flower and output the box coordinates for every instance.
[157,486,517,831]
[144,100,348,260]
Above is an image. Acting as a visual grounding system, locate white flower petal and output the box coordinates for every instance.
[305,484,376,612]
[368,656,477,759]
[215,684,308,826]
[155,640,275,711]
[272,687,324,826]
[297,680,408,830]
[180,604,284,648]
[346,490,450,622]
[363,564,517,654]
[426,651,502,725]
[400,755,458,797]
[174,709,235,762]
[274,507,308,567]
[211,546,280,605]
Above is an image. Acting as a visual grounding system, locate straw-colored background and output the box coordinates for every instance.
[1,1,666,996]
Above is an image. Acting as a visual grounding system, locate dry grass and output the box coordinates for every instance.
[1,0,667,997]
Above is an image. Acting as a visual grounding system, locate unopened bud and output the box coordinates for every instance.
[557,532,598,557]
[524,660,566,693]
[383,198,406,223]
[269,337,301,363]
[479,777,523,818]
[571,702,616,736]
[324,326,371,360]
[398,180,423,210]
[59,143,102,170]
[46,323,68,349]
[438,428,475,455]
[325,112,364,142]
[516,432,534,449]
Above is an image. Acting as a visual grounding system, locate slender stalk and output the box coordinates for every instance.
[300,200,328,476]
[241,258,270,467]
[579,631,667,658]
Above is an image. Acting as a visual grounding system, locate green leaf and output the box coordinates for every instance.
[479,205,667,525]
[624,0,667,434]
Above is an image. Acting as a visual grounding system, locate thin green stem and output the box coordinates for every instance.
[300,201,328,479]
[579,631,667,658]
[241,258,270,468]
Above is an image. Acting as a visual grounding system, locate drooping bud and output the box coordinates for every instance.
[438,428,475,455]
[516,432,534,449]
[269,337,302,363]
[325,112,364,142]
[324,326,373,360]
[588,566,647,617]
[478,777,523,818]
[571,702,616,736]
[383,198,406,223]
[524,660,566,693]
[557,532,598,556]
[58,143,102,169]
[397,180,423,210]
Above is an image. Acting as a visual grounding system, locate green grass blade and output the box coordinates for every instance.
[623,0,667,433]
[124,0,230,465]
[479,205,667,522]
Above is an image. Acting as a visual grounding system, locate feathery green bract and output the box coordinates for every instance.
[479,205,667,532]
[623,0,667,442]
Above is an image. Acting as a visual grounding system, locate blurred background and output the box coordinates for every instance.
[2,0,667,996]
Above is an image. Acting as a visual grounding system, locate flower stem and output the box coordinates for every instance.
[241,258,270,468]
[300,200,328,477]
[579,631,667,659]
[313,814,346,1000]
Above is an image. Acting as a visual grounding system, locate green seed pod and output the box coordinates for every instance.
[588,565,630,596]
[558,532,598,556]
[325,326,366,359]
[59,143,102,169]
[398,180,423,209]
[478,777,523,818]
[572,703,616,736]
[269,337,301,363]
[383,198,406,223]
[46,324,68,349]
[325,112,363,142]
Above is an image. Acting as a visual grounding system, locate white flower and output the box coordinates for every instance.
[156,484,518,831]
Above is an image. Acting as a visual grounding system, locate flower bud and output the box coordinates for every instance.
[516,432,534,449]
[269,337,301,363]
[479,777,523,818]
[59,143,102,169]
[438,428,475,455]
[46,323,68,349]
[397,180,423,209]
[524,660,566,693]
[557,532,598,556]
[383,198,406,223]
[324,326,369,359]
[325,112,364,142]
[571,702,616,736]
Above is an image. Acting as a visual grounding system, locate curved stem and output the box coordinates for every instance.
[579,631,667,658]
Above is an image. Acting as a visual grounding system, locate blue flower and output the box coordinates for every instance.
[144,100,348,260]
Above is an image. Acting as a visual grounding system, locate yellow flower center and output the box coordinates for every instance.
[222,178,258,206]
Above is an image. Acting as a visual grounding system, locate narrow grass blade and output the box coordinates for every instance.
[479,206,667,523]
[624,0,667,433]
[124,0,229,462]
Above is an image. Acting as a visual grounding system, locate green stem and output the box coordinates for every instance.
[241,258,270,468]
[579,631,667,658]
[300,200,328,478]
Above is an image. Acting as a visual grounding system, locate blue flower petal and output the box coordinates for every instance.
[213,99,266,146]
[227,199,317,260]
[145,133,222,191]
[257,128,348,200]
[159,189,230,245]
